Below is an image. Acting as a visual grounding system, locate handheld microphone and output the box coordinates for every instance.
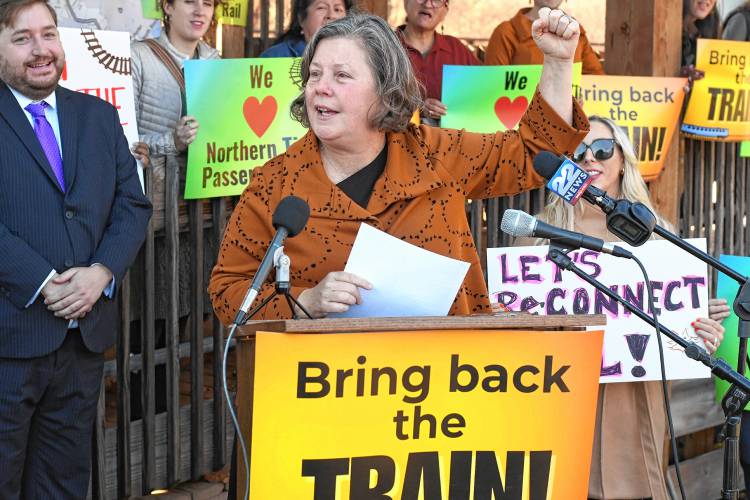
[500,209,633,259]
[233,195,310,324]
[533,151,656,246]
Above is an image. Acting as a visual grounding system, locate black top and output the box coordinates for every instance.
[336,144,387,209]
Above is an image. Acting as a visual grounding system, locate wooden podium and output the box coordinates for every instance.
[234,313,605,498]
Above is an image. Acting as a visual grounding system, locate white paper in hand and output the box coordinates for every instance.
[330,223,470,318]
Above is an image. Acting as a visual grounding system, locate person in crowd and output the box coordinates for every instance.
[395,0,480,125]
[723,0,750,41]
[131,0,220,231]
[681,0,719,82]
[129,0,222,416]
[260,0,351,57]
[514,115,726,500]
[485,0,604,75]
[209,8,588,322]
[0,0,152,497]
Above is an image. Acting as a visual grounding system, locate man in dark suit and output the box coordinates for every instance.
[0,0,152,497]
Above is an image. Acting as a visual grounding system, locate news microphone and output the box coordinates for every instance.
[233,195,310,324]
[500,209,633,259]
[533,151,656,246]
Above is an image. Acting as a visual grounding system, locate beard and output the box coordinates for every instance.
[0,55,64,101]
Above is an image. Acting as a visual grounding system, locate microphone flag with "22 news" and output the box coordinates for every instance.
[546,158,593,205]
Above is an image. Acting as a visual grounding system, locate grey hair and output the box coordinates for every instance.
[290,13,423,132]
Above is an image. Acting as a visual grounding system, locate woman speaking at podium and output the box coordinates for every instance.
[209,9,589,322]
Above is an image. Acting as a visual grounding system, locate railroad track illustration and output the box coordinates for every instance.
[79,29,131,76]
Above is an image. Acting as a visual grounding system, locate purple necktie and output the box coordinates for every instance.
[25,101,65,192]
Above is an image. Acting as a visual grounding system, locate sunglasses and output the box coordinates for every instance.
[572,138,617,163]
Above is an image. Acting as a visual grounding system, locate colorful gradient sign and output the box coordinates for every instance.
[250,328,603,499]
[441,63,582,133]
[714,254,750,404]
[577,75,686,181]
[682,39,750,141]
[183,58,306,199]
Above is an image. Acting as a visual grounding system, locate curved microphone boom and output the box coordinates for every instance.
[533,151,656,246]
[501,209,633,259]
[233,195,310,325]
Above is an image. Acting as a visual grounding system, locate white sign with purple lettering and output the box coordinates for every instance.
[487,239,710,383]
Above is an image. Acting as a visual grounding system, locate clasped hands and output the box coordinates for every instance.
[41,264,113,321]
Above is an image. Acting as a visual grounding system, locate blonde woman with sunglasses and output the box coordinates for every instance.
[515,115,727,500]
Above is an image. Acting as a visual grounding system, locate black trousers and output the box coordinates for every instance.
[0,329,104,499]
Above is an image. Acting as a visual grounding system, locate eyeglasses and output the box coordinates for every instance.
[415,0,448,7]
[573,138,617,163]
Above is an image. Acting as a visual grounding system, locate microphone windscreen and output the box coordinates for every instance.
[272,195,310,237]
[533,151,564,181]
[500,209,535,238]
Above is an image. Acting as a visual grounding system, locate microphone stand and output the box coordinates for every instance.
[241,246,313,322]
[224,246,312,500]
[547,248,750,499]
[604,201,750,499]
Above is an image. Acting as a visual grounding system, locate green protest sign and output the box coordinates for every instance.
[441,63,582,133]
[141,0,161,19]
[184,58,306,199]
[714,254,750,404]
[741,141,749,157]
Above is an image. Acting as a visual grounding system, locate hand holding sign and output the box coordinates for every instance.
[532,8,580,61]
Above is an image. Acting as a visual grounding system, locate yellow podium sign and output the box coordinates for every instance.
[249,328,603,499]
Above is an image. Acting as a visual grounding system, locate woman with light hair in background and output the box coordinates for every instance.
[485,0,604,75]
[515,115,727,500]
[128,0,223,416]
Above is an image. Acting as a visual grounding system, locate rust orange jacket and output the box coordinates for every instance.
[485,8,605,75]
[208,92,589,323]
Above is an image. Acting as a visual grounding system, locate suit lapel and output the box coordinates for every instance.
[0,82,63,192]
[56,87,77,191]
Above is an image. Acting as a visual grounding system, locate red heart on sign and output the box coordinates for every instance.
[243,96,277,137]
[494,96,528,129]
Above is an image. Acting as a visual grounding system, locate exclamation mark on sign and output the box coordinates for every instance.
[625,334,650,378]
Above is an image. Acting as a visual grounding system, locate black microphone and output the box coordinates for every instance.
[233,195,310,324]
[500,209,633,259]
[533,151,656,246]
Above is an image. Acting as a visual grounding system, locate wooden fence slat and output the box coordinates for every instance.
[275,0,284,38]
[165,156,182,485]
[92,380,106,500]
[117,271,132,499]
[141,168,157,494]
[696,141,705,239]
[715,143,725,277]
[190,200,206,479]
[260,0,270,52]
[211,198,229,470]
[726,143,735,256]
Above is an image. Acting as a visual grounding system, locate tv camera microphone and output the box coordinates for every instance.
[233,195,310,324]
[500,209,633,259]
[533,151,656,246]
